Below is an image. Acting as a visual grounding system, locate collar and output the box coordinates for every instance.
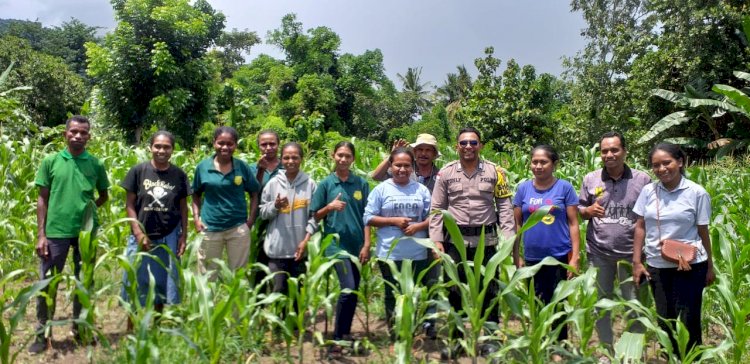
[657,176,689,192]
[600,164,633,182]
[332,172,354,185]
[61,149,90,160]
[415,163,438,177]
[456,160,484,173]
[209,155,240,173]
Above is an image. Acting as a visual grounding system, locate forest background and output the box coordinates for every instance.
[1,0,750,160]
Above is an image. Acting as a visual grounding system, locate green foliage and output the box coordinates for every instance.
[457,48,561,153]
[0,36,87,127]
[86,0,227,146]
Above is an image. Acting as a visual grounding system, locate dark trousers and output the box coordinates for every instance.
[333,259,361,340]
[377,259,430,325]
[268,257,305,295]
[444,243,499,337]
[36,237,83,334]
[648,262,707,354]
[526,254,569,341]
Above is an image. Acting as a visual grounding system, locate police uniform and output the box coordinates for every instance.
[429,159,515,329]
[429,159,515,246]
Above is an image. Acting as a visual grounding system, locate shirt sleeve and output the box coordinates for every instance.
[564,182,579,207]
[578,176,591,210]
[95,160,110,190]
[259,179,277,220]
[192,164,203,194]
[695,188,711,225]
[35,156,52,188]
[306,181,319,235]
[120,165,138,193]
[420,185,431,223]
[362,184,382,226]
[494,167,516,236]
[632,184,651,217]
[244,164,261,193]
[513,183,525,207]
[429,170,448,242]
[310,177,328,214]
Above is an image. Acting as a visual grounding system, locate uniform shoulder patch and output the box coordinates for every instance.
[494,166,512,198]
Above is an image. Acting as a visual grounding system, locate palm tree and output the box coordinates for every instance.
[397,66,432,117]
[436,65,473,121]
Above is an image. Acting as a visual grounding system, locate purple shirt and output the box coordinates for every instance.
[514,179,578,261]
[579,166,652,259]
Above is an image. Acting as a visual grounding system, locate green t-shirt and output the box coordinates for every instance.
[35,149,110,238]
[310,173,370,257]
[192,156,260,232]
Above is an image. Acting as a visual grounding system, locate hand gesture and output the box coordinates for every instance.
[359,245,370,264]
[36,236,49,260]
[194,217,206,232]
[177,234,187,257]
[391,139,408,151]
[137,233,152,252]
[586,199,606,218]
[275,193,289,210]
[328,193,346,212]
[432,241,444,260]
[567,256,579,279]
[391,217,411,230]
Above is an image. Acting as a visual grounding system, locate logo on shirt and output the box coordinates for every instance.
[353,190,363,200]
[234,176,243,186]
[595,186,605,198]
[142,179,175,213]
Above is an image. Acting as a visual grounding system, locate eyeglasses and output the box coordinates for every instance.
[459,140,479,147]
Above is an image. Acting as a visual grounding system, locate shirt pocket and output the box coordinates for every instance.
[447,183,463,195]
[478,182,495,197]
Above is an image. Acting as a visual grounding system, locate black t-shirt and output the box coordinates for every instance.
[121,162,191,239]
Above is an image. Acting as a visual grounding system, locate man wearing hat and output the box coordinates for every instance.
[371,133,440,193]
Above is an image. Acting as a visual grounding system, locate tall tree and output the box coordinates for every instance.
[86,0,227,145]
[397,66,432,118]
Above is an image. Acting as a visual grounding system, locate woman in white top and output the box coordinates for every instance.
[632,142,715,357]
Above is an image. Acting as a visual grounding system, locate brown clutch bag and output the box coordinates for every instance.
[660,239,696,271]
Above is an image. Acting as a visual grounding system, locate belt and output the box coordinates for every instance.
[457,223,497,236]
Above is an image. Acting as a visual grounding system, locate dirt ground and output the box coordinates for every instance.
[7,283,687,364]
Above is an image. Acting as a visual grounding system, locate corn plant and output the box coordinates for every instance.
[1,271,52,364]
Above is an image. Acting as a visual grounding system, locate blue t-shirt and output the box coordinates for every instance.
[513,179,578,260]
[363,179,430,260]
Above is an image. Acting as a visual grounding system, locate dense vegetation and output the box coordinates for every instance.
[2,0,750,363]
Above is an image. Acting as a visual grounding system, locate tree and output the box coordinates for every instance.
[0,18,99,77]
[86,0,227,145]
[566,0,750,152]
[397,66,432,118]
[211,28,261,79]
[0,36,86,127]
[457,47,558,153]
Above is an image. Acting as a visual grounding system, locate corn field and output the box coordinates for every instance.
[1,129,749,364]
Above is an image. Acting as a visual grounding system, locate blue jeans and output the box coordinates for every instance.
[121,227,181,306]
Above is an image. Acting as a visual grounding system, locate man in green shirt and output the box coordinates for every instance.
[29,116,110,354]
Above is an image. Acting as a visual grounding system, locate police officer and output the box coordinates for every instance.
[429,126,515,359]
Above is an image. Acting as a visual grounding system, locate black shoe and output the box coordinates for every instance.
[423,322,437,340]
[28,336,48,354]
[440,343,464,360]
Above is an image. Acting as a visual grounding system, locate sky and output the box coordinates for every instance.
[0,0,589,87]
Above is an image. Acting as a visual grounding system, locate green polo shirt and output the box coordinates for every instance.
[249,162,283,189]
[310,173,370,257]
[192,156,260,232]
[35,149,110,238]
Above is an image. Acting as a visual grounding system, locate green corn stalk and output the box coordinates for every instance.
[281,232,339,363]
[1,271,52,364]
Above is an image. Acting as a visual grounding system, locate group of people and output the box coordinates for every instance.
[30,116,714,363]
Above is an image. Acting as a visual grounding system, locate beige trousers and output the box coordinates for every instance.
[199,223,250,280]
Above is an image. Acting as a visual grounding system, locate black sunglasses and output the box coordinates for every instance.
[459,140,479,146]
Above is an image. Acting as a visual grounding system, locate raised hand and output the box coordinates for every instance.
[275,193,289,209]
[328,193,346,212]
